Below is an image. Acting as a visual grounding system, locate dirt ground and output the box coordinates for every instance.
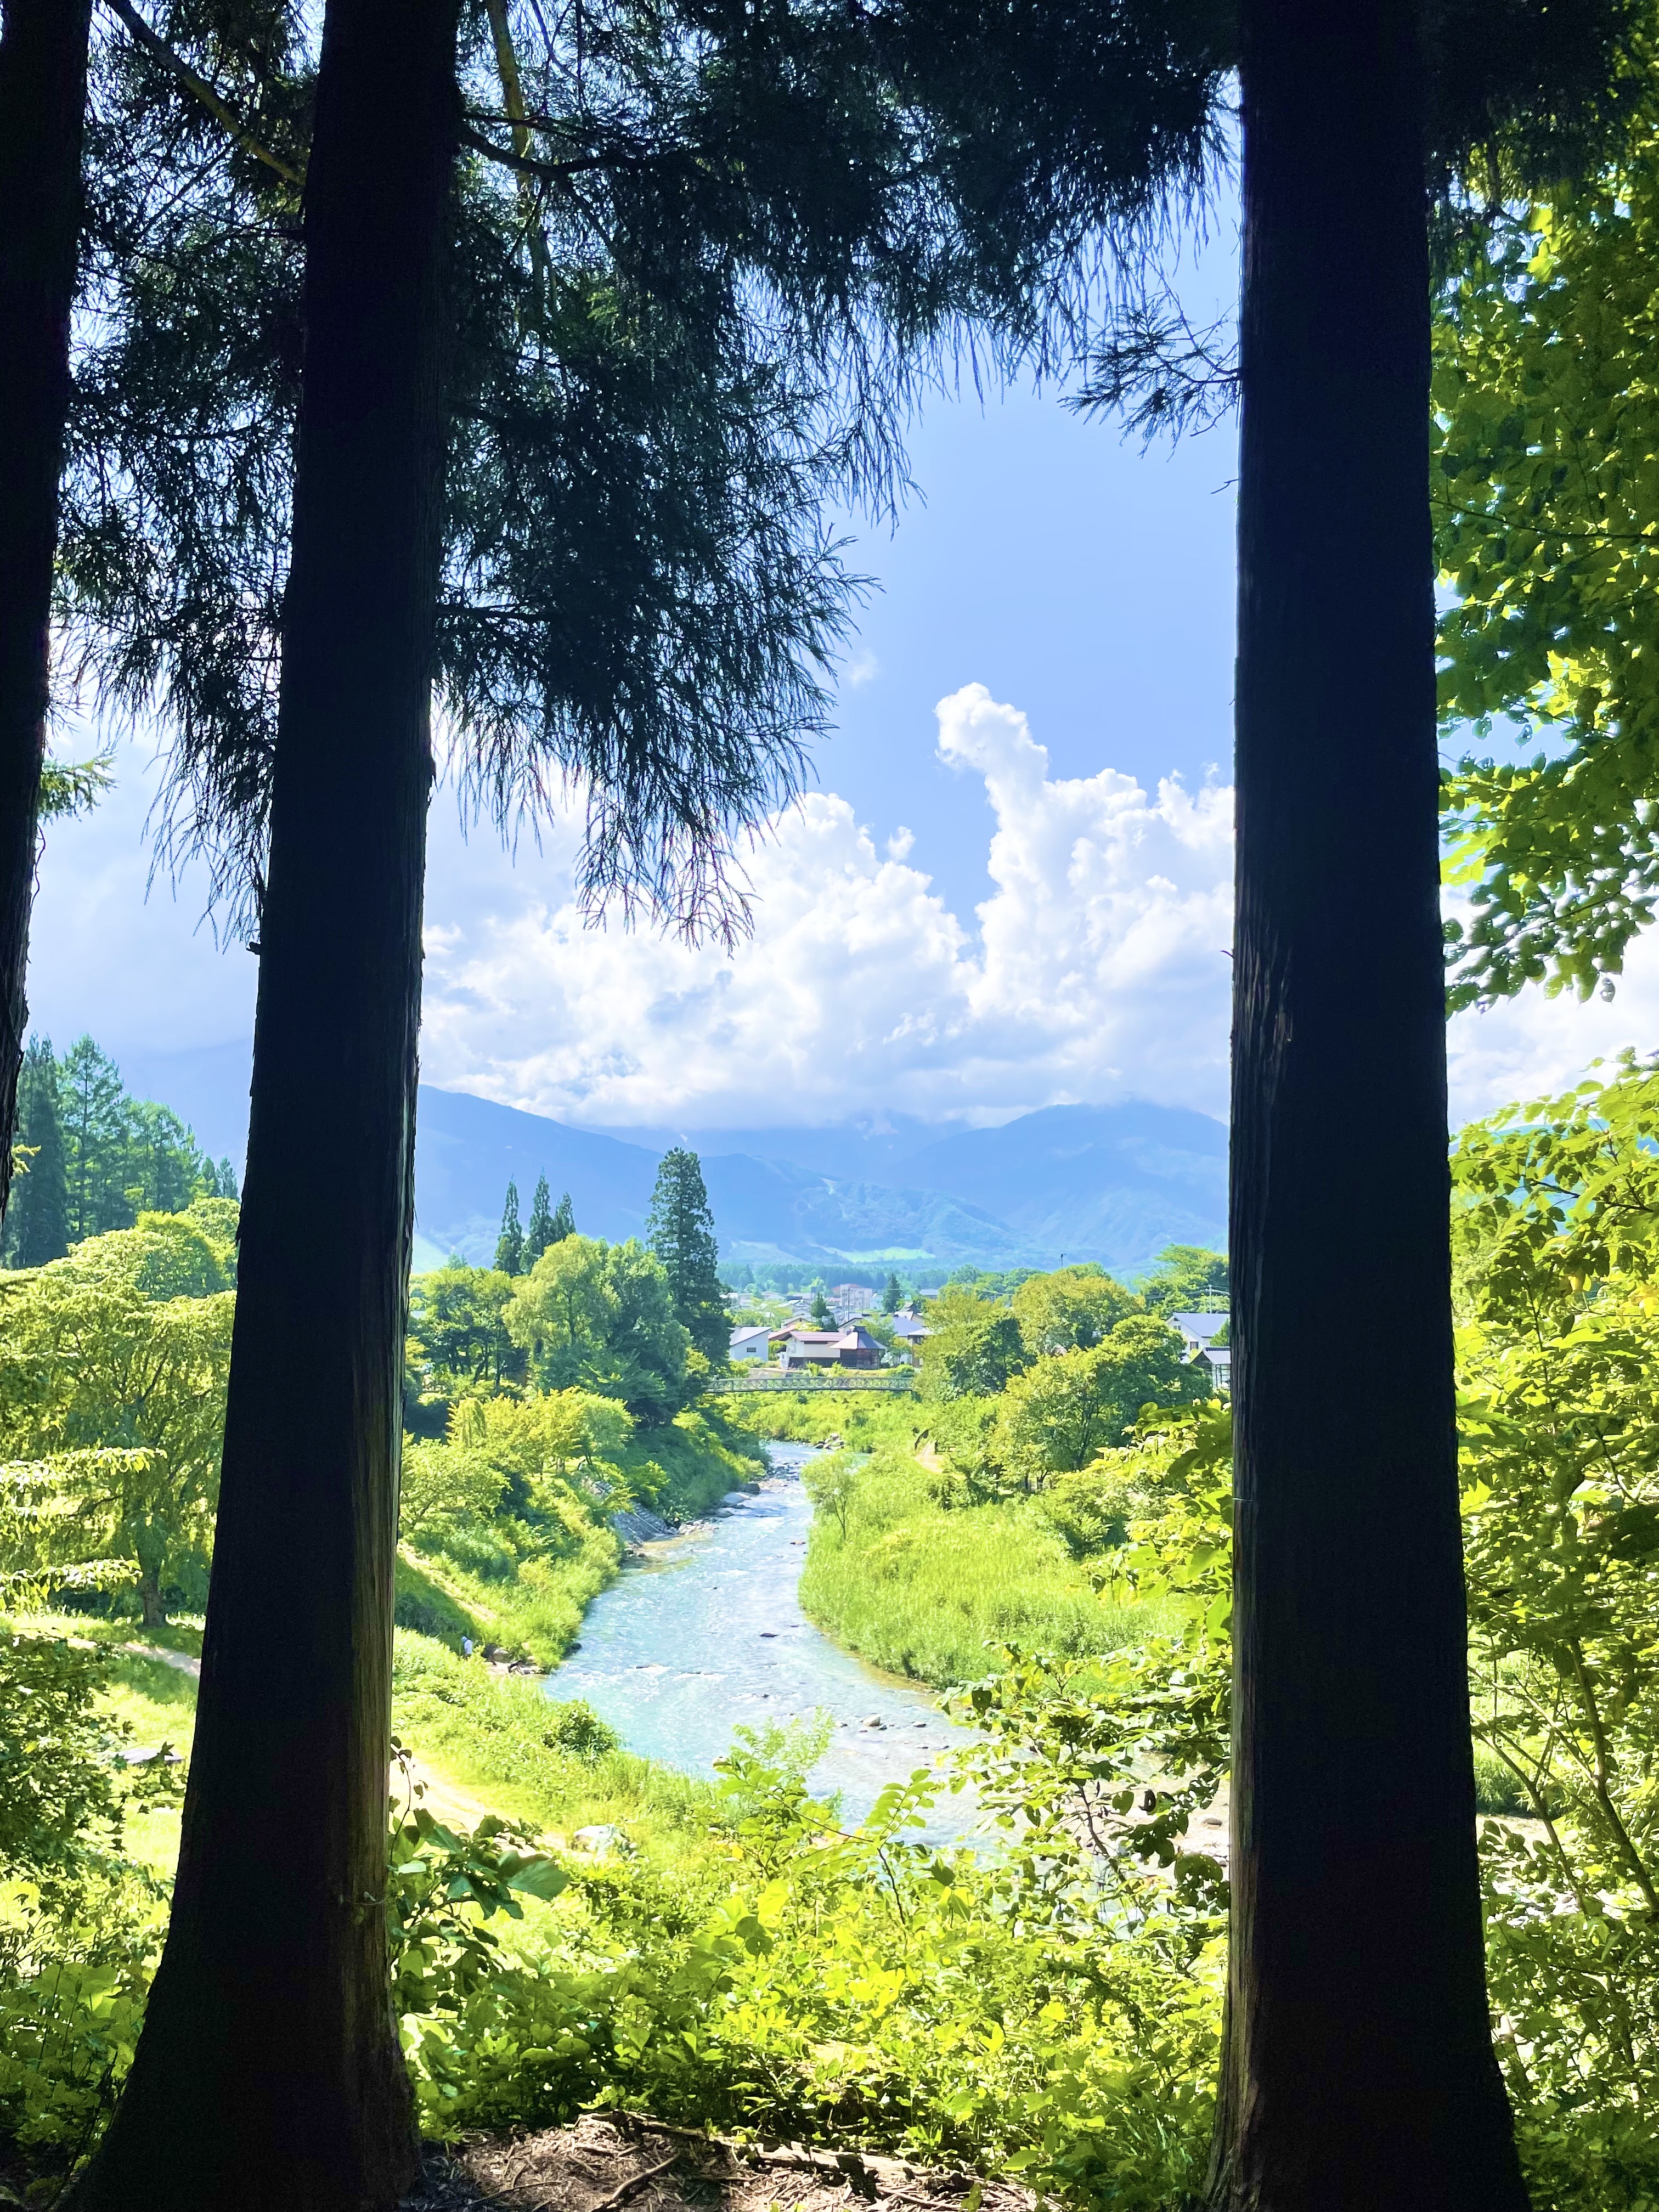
[404,2115,1028,2212]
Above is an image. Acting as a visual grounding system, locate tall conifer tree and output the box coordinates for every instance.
[5,1034,67,1265]
[646,1146,727,1365]
[0,0,94,1230]
[550,1190,575,1243]
[524,1173,554,1265]
[58,1036,132,1242]
[1209,2,1533,2202]
[66,0,461,2199]
[495,1180,524,1276]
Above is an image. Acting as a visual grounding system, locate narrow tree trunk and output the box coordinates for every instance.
[0,0,93,1227]
[1208,4,1527,2207]
[138,1567,164,1630]
[66,0,459,2204]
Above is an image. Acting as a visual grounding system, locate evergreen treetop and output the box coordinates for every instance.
[524,1175,555,1266]
[4,1036,222,1262]
[883,1270,903,1313]
[549,1190,575,1243]
[645,1147,727,1365]
[495,1180,525,1277]
[6,1039,69,1267]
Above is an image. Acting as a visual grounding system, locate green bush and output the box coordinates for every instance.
[396,1723,1223,2210]
[0,1635,124,1912]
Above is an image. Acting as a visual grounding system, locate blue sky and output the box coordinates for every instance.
[31,292,1659,1148]
[817,377,1238,923]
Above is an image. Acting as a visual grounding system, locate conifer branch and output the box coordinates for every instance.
[458,121,649,179]
[100,0,303,189]
[481,0,551,292]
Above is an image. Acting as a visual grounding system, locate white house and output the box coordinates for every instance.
[1170,1308,1229,1359]
[728,1325,774,1364]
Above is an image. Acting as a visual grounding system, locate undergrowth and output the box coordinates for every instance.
[398,1409,764,1665]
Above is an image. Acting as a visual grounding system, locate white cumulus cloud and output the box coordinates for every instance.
[1444,934,1659,1124]
[33,687,1657,1138]
[417,683,1238,1126]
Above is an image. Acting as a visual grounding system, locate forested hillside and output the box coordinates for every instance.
[4,1037,236,1268]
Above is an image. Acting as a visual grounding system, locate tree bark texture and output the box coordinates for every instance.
[0,0,93,1227]
[66,0,460,2203]
[1208,4,1527,2208]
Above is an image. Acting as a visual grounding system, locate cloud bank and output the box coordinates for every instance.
[418,684,1237,1127]
[30,684,1659,1137]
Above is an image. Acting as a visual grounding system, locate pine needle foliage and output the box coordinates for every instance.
[55,0,1234,941]
[645,1147,726,1365]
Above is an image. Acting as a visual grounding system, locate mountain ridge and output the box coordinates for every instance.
[97,1043,1227,1276]
[413,1088,1226,1276]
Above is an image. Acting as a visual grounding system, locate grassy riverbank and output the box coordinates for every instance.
[397,1407,764,1666]
[723,1391,918,1452]
[728,1394,1148,1688]
[2,1610,724,1888]
[797,1445,1146,1686]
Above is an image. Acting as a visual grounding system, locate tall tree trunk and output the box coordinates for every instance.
[0,0,93,1228]
[1207,4,1527,2207]
[66,0,459,2204]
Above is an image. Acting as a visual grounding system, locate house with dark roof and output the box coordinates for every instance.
[777,1325,883,1371]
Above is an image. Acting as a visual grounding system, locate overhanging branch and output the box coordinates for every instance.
[100,0,303,189]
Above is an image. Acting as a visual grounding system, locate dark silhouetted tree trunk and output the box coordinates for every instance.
[1209,4,1528,2207]
[0,0,93,1228]
[66,0,459,2203]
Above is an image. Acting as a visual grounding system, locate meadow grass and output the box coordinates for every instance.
[796,1447,1153,1688]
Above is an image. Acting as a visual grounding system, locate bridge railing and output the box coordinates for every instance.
[703,1369,917,1395]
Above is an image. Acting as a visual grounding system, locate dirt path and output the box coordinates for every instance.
[405,2114,1028,2212]
[120,1643,513,1835]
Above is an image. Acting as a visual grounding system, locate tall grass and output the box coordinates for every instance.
[797,1447,1150,1688]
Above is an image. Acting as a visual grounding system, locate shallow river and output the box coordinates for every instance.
[544,1442,977,1837]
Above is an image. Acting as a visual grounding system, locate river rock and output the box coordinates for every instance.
[862,1715,884,1730]
[611,1505,673,1547]
[572,1824,622,1854]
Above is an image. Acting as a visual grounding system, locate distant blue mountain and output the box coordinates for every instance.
[413,1087,664,1265]
[414,1092,1227,1276]
[96,1041,1227,1276]
[896,1102,1229,1265]
[111,1040,255,1170]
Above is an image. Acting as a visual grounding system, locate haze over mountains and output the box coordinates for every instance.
[413,1090,1226,1275]
[113,1041,1226,1277]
